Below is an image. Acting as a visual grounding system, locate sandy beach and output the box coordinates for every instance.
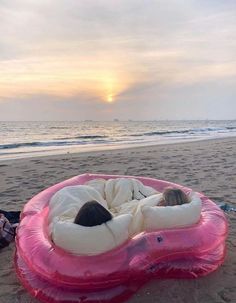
[0,137,235,303]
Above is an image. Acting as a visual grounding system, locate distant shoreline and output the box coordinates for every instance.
[1,120,236,161]
[1,135,236,162]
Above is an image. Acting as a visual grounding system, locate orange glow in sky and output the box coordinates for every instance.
[0,55,135,103]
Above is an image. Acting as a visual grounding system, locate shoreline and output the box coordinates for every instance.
[0,136,235,302]
[1,135,236,163]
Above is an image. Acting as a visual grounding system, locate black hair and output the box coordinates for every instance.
[74,201,112,227]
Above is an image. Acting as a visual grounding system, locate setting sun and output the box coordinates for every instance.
[107,95,113,103]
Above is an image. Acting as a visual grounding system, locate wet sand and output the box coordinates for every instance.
[0,137,235,303]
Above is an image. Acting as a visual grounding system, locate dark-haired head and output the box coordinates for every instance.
[74,201,112,227]
[161,188,190,206]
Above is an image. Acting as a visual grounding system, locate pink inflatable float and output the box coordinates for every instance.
[15,174,228,303]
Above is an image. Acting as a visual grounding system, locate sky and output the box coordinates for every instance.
[0,0,236,121]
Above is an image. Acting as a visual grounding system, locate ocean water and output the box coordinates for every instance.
[0,120,236,160]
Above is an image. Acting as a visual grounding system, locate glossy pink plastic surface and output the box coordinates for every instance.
[15,174,228,303]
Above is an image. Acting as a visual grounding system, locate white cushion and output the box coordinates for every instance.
[142,194,202,231]
[131,194,163,234]
[48,185,108,224]
[52,214,133,255]
[105,178,158,208]
[85,179,106,199]
[112,194,163,235]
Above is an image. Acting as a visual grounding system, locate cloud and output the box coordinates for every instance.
[0,0,236,119]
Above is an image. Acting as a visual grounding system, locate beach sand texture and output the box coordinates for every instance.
[0,137,235,303]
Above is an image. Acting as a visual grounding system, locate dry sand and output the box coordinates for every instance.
[0,137,235,303]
